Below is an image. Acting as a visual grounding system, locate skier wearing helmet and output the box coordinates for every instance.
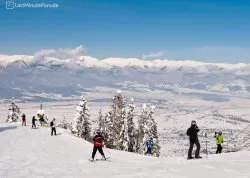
[90,129,106,161]
[187,120,202,159]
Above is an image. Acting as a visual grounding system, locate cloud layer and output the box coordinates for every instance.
[142,52,165,60]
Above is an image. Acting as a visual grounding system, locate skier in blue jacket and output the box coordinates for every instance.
[145,137,154,155]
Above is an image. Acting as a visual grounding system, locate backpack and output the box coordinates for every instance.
[50,121,54,127]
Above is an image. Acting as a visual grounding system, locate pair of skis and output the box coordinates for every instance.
[89,157,111,162]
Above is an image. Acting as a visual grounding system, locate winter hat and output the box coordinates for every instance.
[96,129,101,134]
[191,120,196,125]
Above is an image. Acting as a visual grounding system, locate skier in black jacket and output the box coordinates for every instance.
[32,116,36,128]
[187,120,202,159]
[50,118,57,136]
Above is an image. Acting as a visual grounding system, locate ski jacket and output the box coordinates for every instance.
[187,125,200,143]
[93,134,104,147]
[50,121,56,128]
[216,134,223,145]
[32,117,36,124]
[22,114,26,121]
[146,140,154,148]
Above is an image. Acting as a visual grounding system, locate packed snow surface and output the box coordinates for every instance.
[0,123,249,178]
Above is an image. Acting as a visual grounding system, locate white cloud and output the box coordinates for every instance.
[33,45,85,62]
[142,52,165,60]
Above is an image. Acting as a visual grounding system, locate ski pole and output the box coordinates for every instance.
[205,132,208,159]
[104,146,111,155]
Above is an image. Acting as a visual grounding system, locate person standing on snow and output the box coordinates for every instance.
[50,118,57,136]
[91,129,106,161]
[214,131,223,154]
[145,137,154,155]
[21,114,26,126]
[32,116,36,128]
[187,120,202,159]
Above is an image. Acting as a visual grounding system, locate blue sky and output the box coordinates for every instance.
[0,0,250,63]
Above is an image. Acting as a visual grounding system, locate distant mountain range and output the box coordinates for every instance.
[0,54,250,101]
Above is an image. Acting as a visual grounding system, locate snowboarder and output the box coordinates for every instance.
[50,118,57,136]
[21,114,26,126]
[145,137,154,155]
[90,129,106,161]
[187,120,202,159]
[32,116,36,128]
[214,131,223,154]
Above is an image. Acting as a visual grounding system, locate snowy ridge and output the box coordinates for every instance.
[0,54,250,72]
[0,47,250,101]
[0,122,250,178]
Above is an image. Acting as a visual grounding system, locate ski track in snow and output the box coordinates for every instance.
[0,123,250,178]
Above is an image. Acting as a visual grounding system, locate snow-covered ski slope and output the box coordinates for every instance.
[0,123,249,178]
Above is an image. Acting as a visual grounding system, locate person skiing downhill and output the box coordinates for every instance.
[214,131,223,154]
[91,129,106,161]
[145,137,154,155]
[31,116,36,128]
[21,114,26,126]
[50,118,57,136]
[187,120,202,159]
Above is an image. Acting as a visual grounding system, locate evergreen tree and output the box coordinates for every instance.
[137,103,149,154]
[113,90,127,150]
[71,95,91,141]
[127,98,136,152]
[148,105,161,157]
[7,101,21,123]
[105,90,127,150]
[137,104,160,156]
[104,111,115,149]
[97,109,105,132]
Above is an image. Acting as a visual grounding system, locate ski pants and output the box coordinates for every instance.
[216,144,222,154]
[188,140,200,158]
[22,120,26,126]
[51,127,56,136]
[32,122,36,128]
[92,146,105,159]
[146,147,152,155]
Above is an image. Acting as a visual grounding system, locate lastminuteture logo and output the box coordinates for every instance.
[5,1,59,9]
[6,1,14,9]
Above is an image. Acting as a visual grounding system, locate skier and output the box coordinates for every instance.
[214,131,223,154]
[145,137,154,155]
[39,115,45,126]
[50,118,57,136]
[21,114,26,126]
[187,120,202,159]
[32,116,36,128]
[90,129,106,161]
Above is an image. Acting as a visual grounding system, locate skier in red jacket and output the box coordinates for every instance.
[91,129,106,161]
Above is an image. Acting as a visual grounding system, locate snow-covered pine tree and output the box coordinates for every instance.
[147,105,160,157]
[127,98,136,152]
[107,90,127,150]
[97,109,105,132]
[71,95,91,141]
[137,103,149,154]
[6,101,21,123]
[104,111,115,149]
